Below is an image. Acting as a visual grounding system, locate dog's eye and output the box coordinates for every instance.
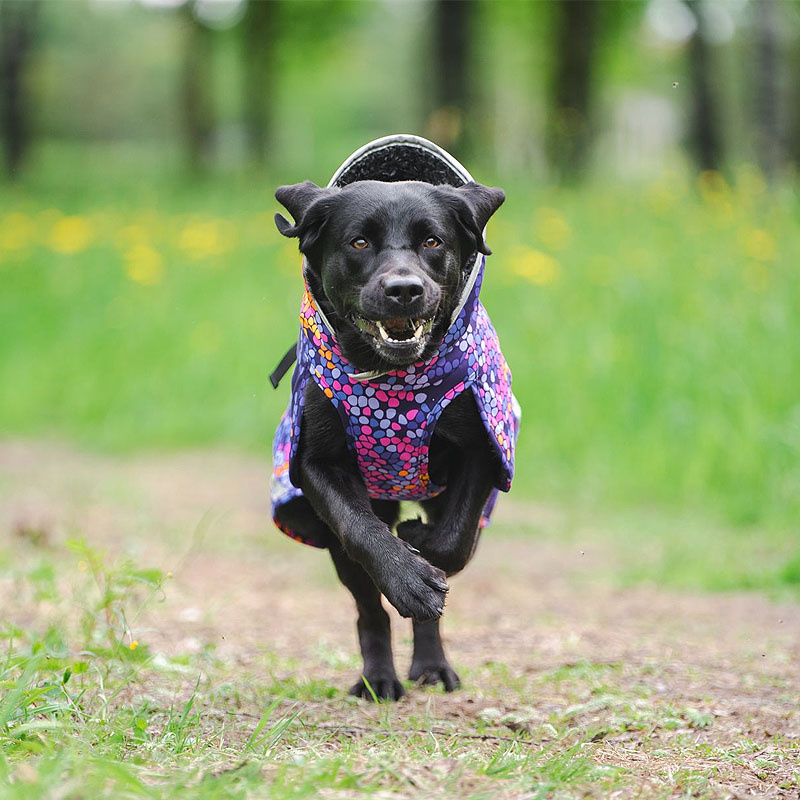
[351,237,369,250]
[423,237,441,249]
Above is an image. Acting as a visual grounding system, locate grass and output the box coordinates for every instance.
[2,145,800,545]
[3,147,800,530]
[1,444,798,798]
[493,501,800,599]
[1,543,796,799]
[2,141,800,800]
[0,547,620,799]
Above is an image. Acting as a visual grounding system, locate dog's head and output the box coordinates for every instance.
[275,179,504,372]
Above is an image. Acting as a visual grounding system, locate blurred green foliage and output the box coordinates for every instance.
[2,0,799,543]
[1,144,798,535]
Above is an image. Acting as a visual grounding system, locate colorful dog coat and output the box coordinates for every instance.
[270,135,520,548]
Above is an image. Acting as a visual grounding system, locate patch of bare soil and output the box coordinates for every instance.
[1,439,798,798]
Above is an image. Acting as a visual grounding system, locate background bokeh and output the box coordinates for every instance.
[1,0,799,587]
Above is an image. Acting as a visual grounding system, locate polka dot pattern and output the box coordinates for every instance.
[271,255,520,548]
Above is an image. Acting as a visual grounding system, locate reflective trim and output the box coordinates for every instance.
[327,133,474,188]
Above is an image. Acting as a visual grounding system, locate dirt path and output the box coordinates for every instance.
[1,439,798,798]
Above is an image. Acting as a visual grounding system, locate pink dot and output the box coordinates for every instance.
[388,398,400,408]
[406,409,418,420]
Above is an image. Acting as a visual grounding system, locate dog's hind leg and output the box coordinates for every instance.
[328,537,405,701]
[409,618,461,692]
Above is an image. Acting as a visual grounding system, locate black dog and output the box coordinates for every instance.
[273,178,506,700]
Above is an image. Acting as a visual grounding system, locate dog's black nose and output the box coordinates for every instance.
[383,275,424,306]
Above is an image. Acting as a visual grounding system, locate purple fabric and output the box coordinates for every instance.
[271,255,520,548]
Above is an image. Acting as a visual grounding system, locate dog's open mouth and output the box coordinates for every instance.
[352,315,434,346]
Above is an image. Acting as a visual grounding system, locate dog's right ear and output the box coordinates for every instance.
[274,181,336,253]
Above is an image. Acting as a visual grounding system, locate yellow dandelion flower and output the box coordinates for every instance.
[697,170,730,204]
[697,171,735,222]
[512,247,560,286]
[534,207,571,251]
[129,640,139,651]
[48,215,93,254]
[178,219,234,260]
[124,244,164,286]
[739,228,777,262]
[115,224,150,249]
[0,212,36,251]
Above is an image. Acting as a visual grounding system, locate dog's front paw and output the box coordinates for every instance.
[382,549,448,622]
[398,519,466,574]
[409,659,461,693]
[396,517,434,552]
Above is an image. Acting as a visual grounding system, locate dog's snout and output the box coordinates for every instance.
[383,274,424,306]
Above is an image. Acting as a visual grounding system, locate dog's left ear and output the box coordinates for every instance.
[274,181,337,253]
[440,182,505,256]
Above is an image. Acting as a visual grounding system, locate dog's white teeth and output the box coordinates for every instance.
[374,318,429,345]
[376,322,399,344]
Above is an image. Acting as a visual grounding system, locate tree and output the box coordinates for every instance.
[685,0,723,172]
[791,25,800,177]
[546,0,598,182]
[751,0,780,180]
[241,0,277,167]
[180,1,215,171]
[0,0,39,179]
[427,0,474,161]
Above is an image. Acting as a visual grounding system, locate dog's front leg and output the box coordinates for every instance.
[300,457,449,621]
[298,383,449,622]
[397,455,494,576]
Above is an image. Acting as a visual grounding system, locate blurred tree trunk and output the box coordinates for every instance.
[546,0,598,182]
[180,1,215,171]
[0,0,39,179]
[241,0,276,167]
[752,0,780,181]
[791,31,800,175]
[685,0,722,172]
[427,0,473,161]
